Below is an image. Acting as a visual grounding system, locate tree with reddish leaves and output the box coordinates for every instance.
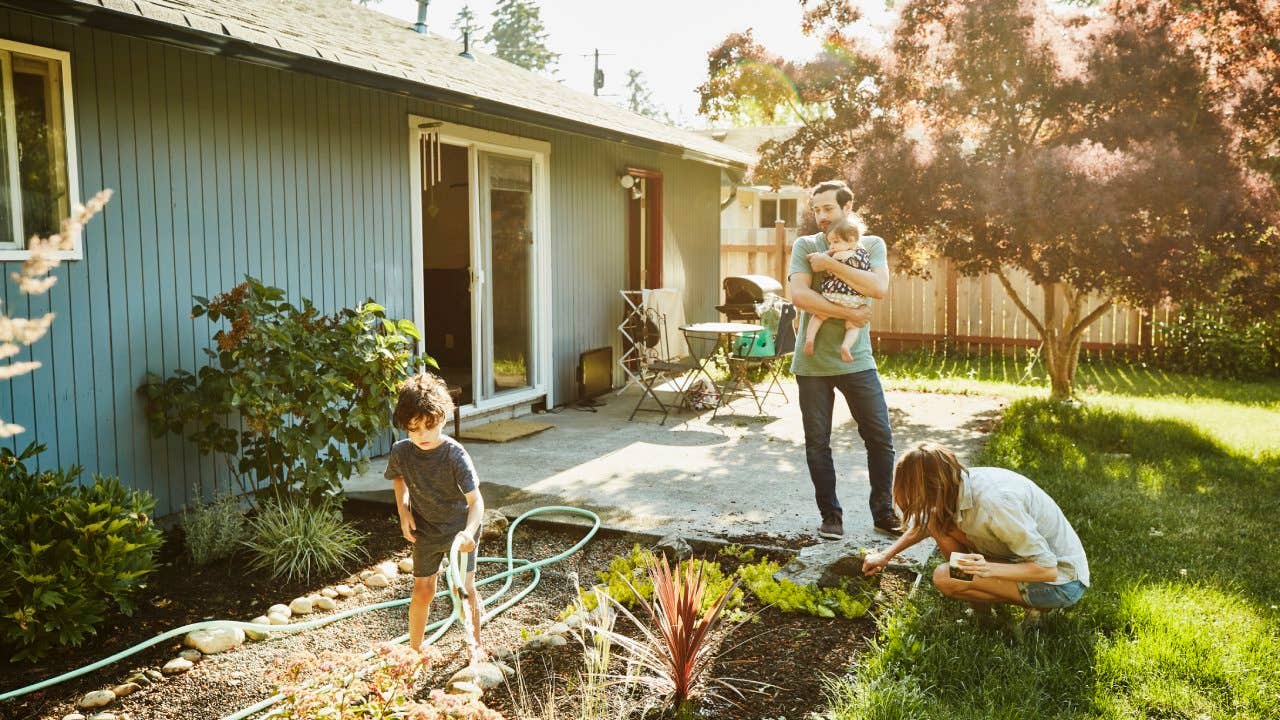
[700,0,1279,399]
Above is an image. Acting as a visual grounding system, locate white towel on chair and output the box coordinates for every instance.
[643,288,689,360]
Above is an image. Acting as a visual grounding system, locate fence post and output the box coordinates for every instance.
[775,220,788,295]
[945,258,958,341]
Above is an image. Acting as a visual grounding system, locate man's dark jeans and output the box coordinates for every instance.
[796,369,895,525]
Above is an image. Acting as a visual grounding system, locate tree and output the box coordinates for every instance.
[452,4,481,44]
[623,69,670,122]
[1,190,112,437]
[699,0,1279,399]
[485,0,558,73]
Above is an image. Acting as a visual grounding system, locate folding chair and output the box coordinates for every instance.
[726,301,797,411]
[627,307,695,425]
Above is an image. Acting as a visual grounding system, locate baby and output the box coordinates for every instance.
[804,217,870,363]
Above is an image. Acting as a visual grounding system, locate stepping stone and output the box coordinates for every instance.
[78,690,115,709]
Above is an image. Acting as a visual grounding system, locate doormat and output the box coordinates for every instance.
[460,419,554,443]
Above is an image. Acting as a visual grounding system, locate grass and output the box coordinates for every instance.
[823,355,1280,720]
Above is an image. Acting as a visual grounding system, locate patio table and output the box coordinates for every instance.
[679,322,764,417]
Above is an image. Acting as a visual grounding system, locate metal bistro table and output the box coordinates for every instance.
[679,321,764,418]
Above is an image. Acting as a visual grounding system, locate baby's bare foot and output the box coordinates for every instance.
[804,340,816,355]
[840,346,854,363]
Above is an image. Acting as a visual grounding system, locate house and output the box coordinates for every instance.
[702,126,806,287]
[0,0,751,516]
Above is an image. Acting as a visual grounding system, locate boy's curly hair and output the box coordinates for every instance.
[393,373,454,430]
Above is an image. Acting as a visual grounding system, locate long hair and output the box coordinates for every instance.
[893,442,967,533]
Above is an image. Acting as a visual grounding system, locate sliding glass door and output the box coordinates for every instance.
[478,152,534,398]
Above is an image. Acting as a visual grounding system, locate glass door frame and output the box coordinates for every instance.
[408,115,553,415]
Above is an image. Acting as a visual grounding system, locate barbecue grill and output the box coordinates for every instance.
[717,274,784,321]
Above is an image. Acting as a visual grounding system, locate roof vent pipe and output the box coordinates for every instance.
[414,0,430,34]
[460,28,475,59]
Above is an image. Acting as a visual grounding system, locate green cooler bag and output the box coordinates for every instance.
[733,329,776,358]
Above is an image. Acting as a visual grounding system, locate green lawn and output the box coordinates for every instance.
[825,352,1280,719]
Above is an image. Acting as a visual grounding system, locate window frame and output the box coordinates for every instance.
[0,38,80,261]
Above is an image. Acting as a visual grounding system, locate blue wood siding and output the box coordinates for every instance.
[0,9,723,516]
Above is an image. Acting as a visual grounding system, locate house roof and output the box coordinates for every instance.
[19,0,753,168]
[697,125,801,161]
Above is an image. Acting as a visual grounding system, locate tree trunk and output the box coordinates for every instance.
[994,271,1113,401]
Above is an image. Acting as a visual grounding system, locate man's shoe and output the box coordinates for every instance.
[873,519,904,537]
[817,520,844,540]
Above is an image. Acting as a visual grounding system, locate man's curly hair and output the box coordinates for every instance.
[393,373,454,430]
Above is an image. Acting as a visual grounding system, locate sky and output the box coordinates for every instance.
[371,0,896,128]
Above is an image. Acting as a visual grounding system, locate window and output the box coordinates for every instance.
[758,196,798,228]
[0,39,78,260]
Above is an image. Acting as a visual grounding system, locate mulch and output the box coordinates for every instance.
[2,501,910,720]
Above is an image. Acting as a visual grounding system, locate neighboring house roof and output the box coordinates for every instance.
[16,0,753,168]
[698,125,801,162]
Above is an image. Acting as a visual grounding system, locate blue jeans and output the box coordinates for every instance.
[796,370,896,525]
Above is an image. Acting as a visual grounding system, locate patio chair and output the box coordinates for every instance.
[727,301,797,410]
[626,307,695,425]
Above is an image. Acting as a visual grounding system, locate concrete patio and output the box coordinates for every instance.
[345,383,1007,567]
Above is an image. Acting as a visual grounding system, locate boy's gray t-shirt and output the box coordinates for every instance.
[383,436,477,535]
[788,232,888,376]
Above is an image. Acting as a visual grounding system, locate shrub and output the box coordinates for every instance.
[0,444,163,662]
[141,278,428,502]
[1154,301,1280,379]
[182,488,249,566]
[242,500,366,583]
[570,545,744,616]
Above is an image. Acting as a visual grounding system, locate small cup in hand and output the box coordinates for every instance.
[949,552,978,581]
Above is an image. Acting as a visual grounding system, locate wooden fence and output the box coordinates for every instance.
[720,222,1171,352]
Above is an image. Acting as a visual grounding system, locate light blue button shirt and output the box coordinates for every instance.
[954,467,1090,586]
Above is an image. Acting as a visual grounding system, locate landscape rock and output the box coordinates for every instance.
[397,557,415,574]
[267,604,291,619]
[62,714,86,720]
[313,596,337,611]
[546,622,571,637]
[245,616,271,640]
[320,587,339,599]
[562,611,586,629]
[143,669,164,683]
[364,572,390,589]
[446,680,484,698]
[491,646,516,661]
[126,673,150,688]
[335,584,355,597]
[109,683,140,698]
[479,509,509,543]
[185,627,244,655]
[494,662,515,679]
[654,534,693,563]
[78,690,116,709]
[351,583,367,594]
[162,657,194,675]
[87,714,117,720]
[448,663,506,690]
[774,540,873,589]
[289,597,314,615]
[376,560,400,578]
[267,612,290,625]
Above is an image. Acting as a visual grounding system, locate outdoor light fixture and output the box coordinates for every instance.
[618,173,635,189]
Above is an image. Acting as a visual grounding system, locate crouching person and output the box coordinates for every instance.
[863,442,1088,615]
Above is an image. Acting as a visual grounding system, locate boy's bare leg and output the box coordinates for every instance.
[409,574,438,652]
[840,322,860,363]
[804,314,824,355]
[464,571,487,664]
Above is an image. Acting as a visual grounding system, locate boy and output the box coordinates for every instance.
[385,373,486,662]
[802,216,872,363]
[862,442,1089,615]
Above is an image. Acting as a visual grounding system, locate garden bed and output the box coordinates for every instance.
[2,502,908,720]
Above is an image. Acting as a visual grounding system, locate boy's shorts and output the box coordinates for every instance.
[412,529,477,578]
[1017,579,1085,609]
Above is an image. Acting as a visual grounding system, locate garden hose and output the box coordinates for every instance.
[0,505,601,719]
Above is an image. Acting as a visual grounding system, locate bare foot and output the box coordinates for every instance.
[468,647,490,666]
[840,346,853,363]
[803,339,816,355]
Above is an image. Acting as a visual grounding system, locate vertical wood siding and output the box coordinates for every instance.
[0,10,723,516]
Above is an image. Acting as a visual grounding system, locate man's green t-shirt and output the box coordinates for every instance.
[788,232,887,376]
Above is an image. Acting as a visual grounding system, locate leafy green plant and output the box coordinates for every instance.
[182,487,249,566]
[242,500,366,583]
[594,554,753,715]
[735,558,872,619]
[141,277,428,502]
[0,443,163,662]
[1154,301,1280,380]
[570,545,744,617]
[265,642,501,719]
